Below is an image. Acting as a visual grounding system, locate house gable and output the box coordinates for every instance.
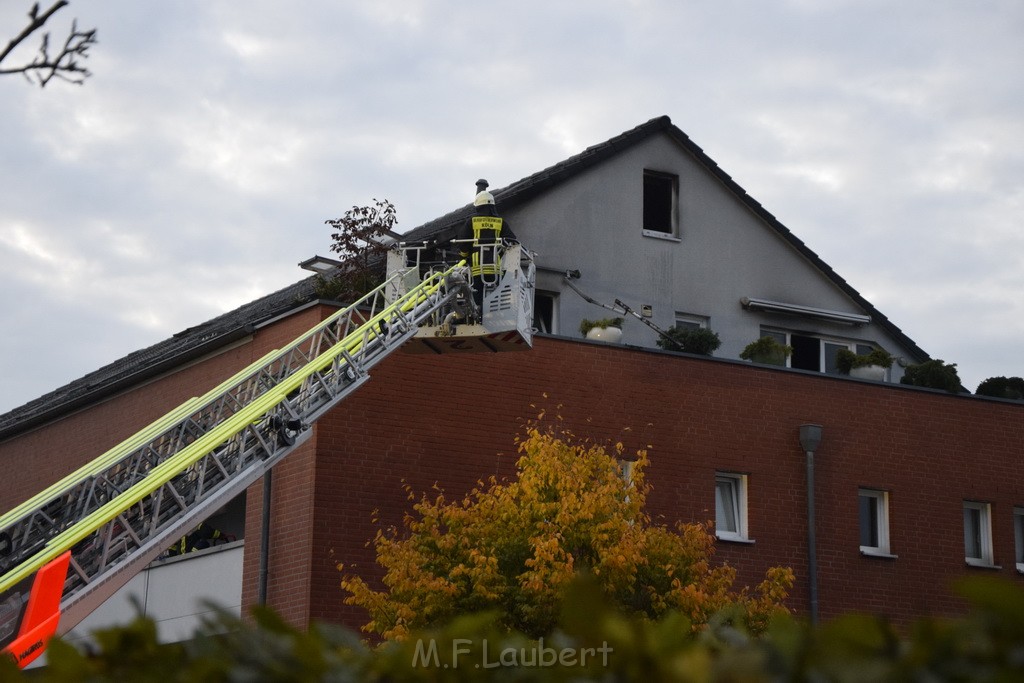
[404,116,927,369]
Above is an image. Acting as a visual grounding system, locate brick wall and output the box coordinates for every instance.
[304,333,1024,629]
[0,305,323,513]
[0,307,325,628]
[3,307,1022,633]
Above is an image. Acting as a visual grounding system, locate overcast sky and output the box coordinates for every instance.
[1,0,1021,413]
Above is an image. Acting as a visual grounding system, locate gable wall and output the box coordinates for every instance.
[502,133,917,368]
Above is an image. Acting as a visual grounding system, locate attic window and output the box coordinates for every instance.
[642,170,678,238]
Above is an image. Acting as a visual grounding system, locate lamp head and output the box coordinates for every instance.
[799,424,823,453]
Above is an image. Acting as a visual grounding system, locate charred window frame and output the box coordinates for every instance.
[643,170,679,239]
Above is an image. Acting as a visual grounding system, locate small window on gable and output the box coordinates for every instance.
[715,472,749,542]
[643,170,678,238]
[964,501,995,567]
[859,489,893,556]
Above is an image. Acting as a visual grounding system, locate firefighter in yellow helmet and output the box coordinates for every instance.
[455,179,517,316]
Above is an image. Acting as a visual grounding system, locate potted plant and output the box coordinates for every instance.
[656,326,722,356]
[579,317,624,343]
[739,336,792,366]
[836,348,893,381]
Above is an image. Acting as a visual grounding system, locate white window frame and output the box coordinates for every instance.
[715,472,751,543]
[1014,507,1024,574]
[762,329,877,375]
[674,313,708,331]
[964,501,996,567]
[858,489,895,557]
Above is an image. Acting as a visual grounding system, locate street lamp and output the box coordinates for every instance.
[799,423,823,625]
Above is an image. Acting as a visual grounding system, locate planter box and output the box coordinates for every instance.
[850,364,887,381]
[586,327,623,343]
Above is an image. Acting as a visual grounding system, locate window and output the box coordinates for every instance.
[1014,507,1024,573]
[858,489,893,556]
[715,473,749,542]
[619,459,635,486]
[534,291,557,334]
[763,329,875,375]
[674,313,707,331]
[642,170,678,238]
[964,501,995,567]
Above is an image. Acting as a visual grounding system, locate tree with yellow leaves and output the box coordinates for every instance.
[339,420,793,640]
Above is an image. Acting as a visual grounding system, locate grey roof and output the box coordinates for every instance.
[0,276,321,441]
[0,115,929,441]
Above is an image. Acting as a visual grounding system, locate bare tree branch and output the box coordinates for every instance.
[0,1,97,87]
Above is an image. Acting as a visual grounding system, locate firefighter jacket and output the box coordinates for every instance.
[457,210,516,277]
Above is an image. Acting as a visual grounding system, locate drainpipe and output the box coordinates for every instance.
[257,468,272,606]
[799,424,823,626]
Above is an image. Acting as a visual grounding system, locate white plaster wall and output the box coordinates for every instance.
[510,132,918,372]
[59,541,244,648]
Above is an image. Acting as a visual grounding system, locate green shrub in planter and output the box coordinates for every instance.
[579,317,623,337]
[975,376,1024,400]
[900,359,964,393]
[656,326,722,356]
[835,348,893,375]
[739,336,793,366]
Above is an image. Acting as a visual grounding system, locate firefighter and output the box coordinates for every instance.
[166,522,224,556]
[455,179,517,314]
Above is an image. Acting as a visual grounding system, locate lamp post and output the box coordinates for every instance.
[799,423,823,625]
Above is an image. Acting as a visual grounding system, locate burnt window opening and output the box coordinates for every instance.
[534,291,557,334]
[643,170,678,236]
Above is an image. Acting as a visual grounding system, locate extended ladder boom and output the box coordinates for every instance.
[0,260,472,667]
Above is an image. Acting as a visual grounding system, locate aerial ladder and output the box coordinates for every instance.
[0,241,535,668]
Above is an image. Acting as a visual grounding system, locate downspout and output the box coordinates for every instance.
[799,424,823,626]
[257,468,272,606]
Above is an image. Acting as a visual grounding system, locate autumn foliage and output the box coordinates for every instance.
[339,420,793,640]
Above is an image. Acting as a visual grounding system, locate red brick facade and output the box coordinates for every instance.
[296,330,1024,629]
[3,303,1023,632]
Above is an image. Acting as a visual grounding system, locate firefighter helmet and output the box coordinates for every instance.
[473,190,495,206]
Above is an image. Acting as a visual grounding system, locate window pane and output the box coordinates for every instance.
[715,480,737,533]
[964,507,982,559]
[859,494,879,547]
[823,342,847,374]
